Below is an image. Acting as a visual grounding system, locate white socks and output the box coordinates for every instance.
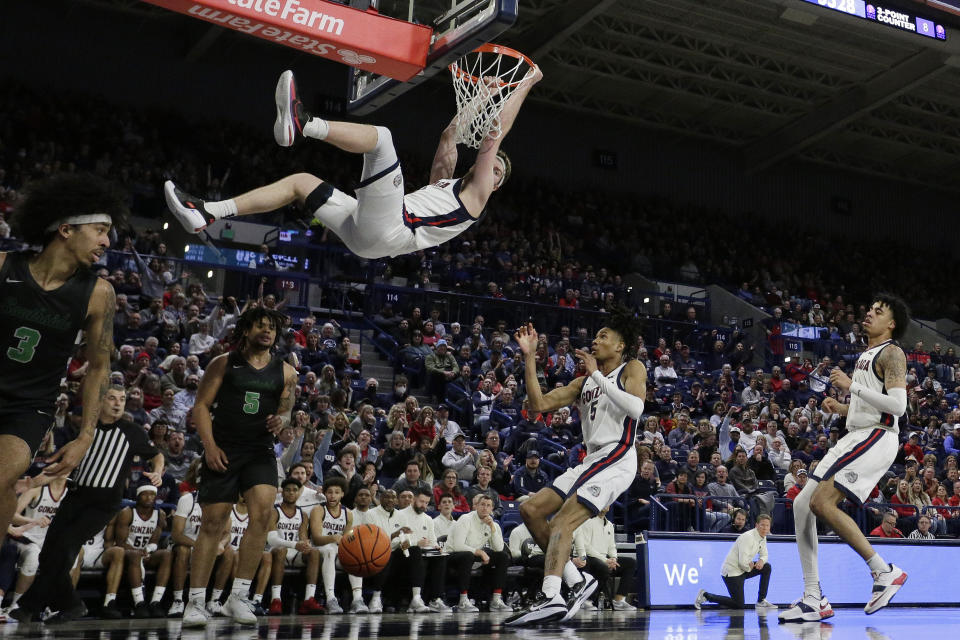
[271,585,282,600]
[204,199,238,221]
[232,579,251,597]
[542,575,562,599]
[211,588,223,602]
[151,586,166,603]
[189,587,206,603]
[173,590,183,602]
[104,593,116,606]
[305,584,316,600]
[131,586,145,605]
[304,118,330,140]
[563,560,582,586]
[867,554,891,575]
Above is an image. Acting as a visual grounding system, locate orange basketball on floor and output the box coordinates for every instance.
[338,524,391,577]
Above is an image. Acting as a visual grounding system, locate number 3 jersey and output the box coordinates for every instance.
[0,252,98,412]
[211,350,285,453]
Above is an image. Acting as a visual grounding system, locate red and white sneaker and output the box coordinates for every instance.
[274,70,309,147]
[164,180,211,233]
[865,564,907,614]
[778,594,834,623]
[298,597,323,615]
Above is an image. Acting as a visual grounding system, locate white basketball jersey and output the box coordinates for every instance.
[321,505,348,537]
[296,488,323,518]
[23,484,68,546]
[402,179,478,252]
[576,363,639,454]
[175,493,203,541]
[229,507,249,552]
[275,505,303,545]
[127,508,159,550]
[84,527,106,553]
[847,340,901,432]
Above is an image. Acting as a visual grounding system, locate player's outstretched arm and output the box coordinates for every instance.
[429,116,460,183]
[514,323,584,413]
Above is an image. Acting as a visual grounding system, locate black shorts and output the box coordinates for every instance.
[0,408,55,455]
[197,449,278,504]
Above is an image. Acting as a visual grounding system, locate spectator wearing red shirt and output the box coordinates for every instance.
[407,405,437,445]
[903,436,924,467]
[889,479,915,518]
[870,510,904,538]
[558,288,579,308]
[785,469,808,505]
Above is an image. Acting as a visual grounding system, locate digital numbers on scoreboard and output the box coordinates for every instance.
[801,0,947,40]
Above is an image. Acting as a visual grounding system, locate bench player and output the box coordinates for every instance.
[780,294,910,622]
[266,477,321,615]
[74,518,126,619]
[116,485,171,618]
[506,309,645,625]
[165,65,541,259]
[8,476,69,607]
[309,476,365,614]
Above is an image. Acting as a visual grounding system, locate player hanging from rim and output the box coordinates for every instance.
[164,64,541,259]
[779,294,910,623]
[0,173,122,544]
[505,307,645,626]
[182,307,298,628]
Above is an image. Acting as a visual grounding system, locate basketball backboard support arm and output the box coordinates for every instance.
[346,0,518,116]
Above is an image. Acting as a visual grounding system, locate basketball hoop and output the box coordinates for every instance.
[449,43,535,149]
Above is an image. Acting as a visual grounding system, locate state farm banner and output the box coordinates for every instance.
[142,0,431,81]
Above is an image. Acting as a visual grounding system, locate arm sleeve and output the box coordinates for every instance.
[267,530,297,549]
[589,371,645,420]
[849,383,906,416]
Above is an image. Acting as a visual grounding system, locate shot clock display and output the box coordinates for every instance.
[801,0,947,40]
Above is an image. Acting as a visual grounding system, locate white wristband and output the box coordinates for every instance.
[145,543,158,554]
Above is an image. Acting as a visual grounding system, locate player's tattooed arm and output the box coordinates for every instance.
[880,345,908,390]
[429,116,460,183]
[267,363,299,436]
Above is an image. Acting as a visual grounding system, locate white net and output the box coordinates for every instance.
[449,45,534,149]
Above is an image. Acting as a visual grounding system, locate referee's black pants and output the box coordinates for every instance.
[702,563,772,609]
[18,490,119,613]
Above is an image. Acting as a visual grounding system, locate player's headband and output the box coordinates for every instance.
[137,484,158,495]
[44,213,113,233]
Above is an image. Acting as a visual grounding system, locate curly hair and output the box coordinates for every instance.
[11,173,128,246]
[872,292,910,341]
[604,303,643,362]
[229,307,289,348]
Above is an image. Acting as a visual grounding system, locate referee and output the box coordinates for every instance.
[11,386,164,622]
[694,513,777,611]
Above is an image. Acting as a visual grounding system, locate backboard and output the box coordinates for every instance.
[346,0,518,115]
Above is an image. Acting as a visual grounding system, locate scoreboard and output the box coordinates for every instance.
[800,0,947,40]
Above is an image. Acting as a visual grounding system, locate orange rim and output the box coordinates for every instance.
[448,42,535,88]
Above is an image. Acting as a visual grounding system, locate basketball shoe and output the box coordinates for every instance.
[504,592,566,626]
[778,594,834,623]
[182,599,209,628]
[561,573,598,621]
[164,181,212,233]
[274,70,309,147]
[864,565,907,614]
[223,593,258,625]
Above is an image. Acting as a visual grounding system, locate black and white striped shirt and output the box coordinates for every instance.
[72,419,158,496]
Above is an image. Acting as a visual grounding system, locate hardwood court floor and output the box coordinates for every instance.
[0,607,948,640]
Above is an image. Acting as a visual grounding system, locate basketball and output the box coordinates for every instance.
[338,524,391,577]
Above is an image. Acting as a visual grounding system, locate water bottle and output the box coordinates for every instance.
[597,592,606,611]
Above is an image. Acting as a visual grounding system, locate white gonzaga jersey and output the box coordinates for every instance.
[275,505,303,545]
[576,363,638,454]
[84,527,106,552]
[321,505,348,537]
[848,339,901,432]
[402,179,478,251]
[23,484,68,546]
[296,488,323,518]
[229,508,249,552]
[175,493,203,541]
[126,509,159,550]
